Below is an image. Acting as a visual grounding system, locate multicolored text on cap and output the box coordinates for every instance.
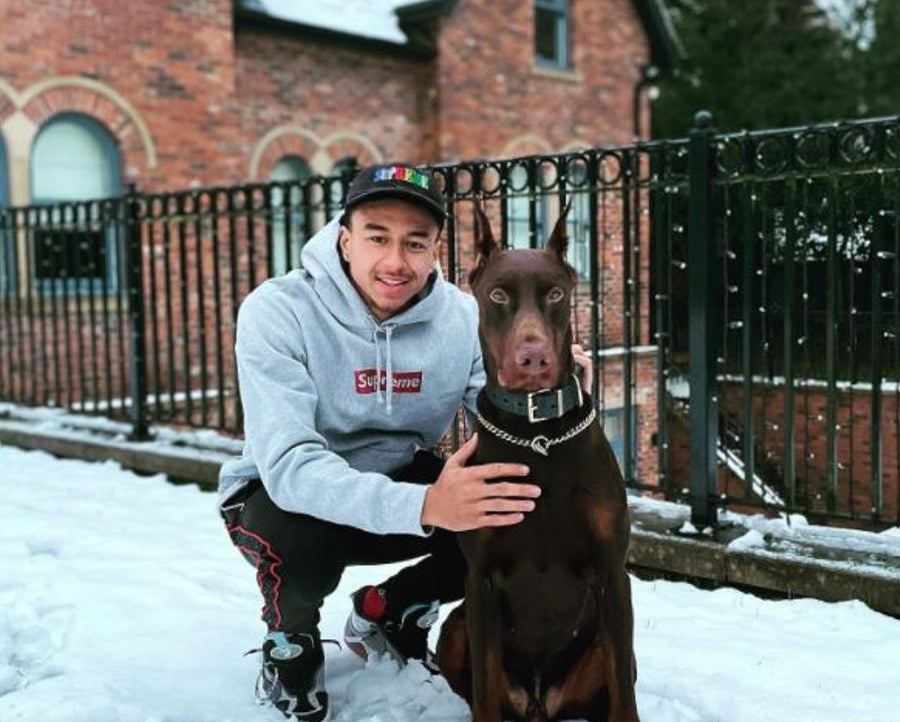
[373,166,431,189]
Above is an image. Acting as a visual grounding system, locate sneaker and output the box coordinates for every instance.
[255,631,329,721]
[343,585,440,667]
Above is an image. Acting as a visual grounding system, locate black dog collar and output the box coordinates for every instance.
[484,374,583,423]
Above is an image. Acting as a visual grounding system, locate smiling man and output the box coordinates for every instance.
[217,164,549,721]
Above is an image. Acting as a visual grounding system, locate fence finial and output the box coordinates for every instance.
[694,110,713,129]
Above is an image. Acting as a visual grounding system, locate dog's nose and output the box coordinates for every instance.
[514,342,552,372]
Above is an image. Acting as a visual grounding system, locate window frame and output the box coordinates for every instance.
[534,0,572,70]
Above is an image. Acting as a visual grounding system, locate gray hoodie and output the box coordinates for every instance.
[218,217,484,536]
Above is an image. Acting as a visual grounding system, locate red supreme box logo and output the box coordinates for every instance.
[355,370,423,394]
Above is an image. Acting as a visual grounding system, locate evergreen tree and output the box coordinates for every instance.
[651,0,896,137]
[858,0,900,116]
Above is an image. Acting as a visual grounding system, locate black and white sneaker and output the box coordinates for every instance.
[343,585,440,670]
[255,631,329,721]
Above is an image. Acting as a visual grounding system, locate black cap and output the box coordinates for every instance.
[343,163,446,225]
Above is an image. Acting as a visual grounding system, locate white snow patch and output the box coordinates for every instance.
[258,0,413,44]
[2,443,900,722]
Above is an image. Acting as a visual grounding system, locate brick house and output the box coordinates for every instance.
[0,0,680,485]
[0,0,679,198]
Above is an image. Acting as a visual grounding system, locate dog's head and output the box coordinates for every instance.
[468,203,577,392]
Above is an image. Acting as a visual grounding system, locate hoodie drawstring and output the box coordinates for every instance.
[372,326,383,406]
[384,324,394,414]
[371,323,397,415]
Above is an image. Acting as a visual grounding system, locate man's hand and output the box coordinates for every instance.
[421,434,540,531]
[572,344,593,394]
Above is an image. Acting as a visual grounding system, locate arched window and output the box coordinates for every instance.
[268,155,311,276]
[30,113,123,290]
[270,155,311,185]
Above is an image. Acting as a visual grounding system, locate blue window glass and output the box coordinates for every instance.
[602,406,636,474]
[506,164,546,250]
[566,161,592,280]
[0,132,8,207]
[535,0,571,69]
[0,133,12,295]
[30,114,123,292]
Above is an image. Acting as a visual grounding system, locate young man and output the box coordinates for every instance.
[218,164,549,721]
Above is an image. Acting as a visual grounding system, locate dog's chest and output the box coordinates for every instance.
[463,479,600,633]
[478,524,598,655]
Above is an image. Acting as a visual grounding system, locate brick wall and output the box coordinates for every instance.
[234,29,438,176]
[0,0,243,191]
[435,0,647,159]
[664,383,899,526]
[719,382,899,523]
[1,0,653,186]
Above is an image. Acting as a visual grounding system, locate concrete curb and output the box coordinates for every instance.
[0,420,227,487]
[628,527,900,617]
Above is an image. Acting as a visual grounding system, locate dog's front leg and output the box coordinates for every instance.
[598,569,640,722]
[465,569,505,722]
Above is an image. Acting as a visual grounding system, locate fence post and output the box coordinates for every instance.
[124,185,151,441]
[688,111,719,527]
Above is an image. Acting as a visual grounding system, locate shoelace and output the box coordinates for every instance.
[243,638,341,658]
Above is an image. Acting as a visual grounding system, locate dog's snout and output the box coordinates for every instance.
[515,342,552,371]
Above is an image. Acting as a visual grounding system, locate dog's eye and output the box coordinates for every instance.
[489,288,509,305]
[547,287,565,303]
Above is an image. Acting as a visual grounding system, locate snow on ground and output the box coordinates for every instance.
[1,444,899,722]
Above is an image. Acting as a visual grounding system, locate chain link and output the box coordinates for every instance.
[475,406,597,456]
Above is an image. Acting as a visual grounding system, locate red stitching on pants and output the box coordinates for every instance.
[227,523,284,631]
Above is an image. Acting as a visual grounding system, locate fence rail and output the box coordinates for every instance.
[1,114,898,526]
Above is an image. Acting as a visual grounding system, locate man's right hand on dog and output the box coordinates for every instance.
[421,433,539,531]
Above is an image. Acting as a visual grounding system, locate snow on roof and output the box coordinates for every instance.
[257,0,415,44]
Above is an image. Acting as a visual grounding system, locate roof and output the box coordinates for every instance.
[235,0,682,70]
[248,0,411,44]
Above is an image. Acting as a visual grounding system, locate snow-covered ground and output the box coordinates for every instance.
[1,443,899,722]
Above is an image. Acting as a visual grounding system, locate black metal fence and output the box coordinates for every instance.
[1,114,898,526]
[676,114,899,526]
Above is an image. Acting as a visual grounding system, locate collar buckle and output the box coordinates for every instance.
[526,387,565,424]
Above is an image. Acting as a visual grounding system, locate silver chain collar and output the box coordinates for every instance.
[475,406,597,457]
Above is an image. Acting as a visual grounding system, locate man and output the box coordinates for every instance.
[218,163,588,721]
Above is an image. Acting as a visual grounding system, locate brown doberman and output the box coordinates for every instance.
[435,205,640,722]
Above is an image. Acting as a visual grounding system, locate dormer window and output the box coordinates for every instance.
[535,0,571,69]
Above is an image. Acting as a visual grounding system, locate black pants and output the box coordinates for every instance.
[223,450,466,633]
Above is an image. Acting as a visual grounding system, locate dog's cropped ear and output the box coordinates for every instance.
[545,200,572,263]
[470,202,499,287]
